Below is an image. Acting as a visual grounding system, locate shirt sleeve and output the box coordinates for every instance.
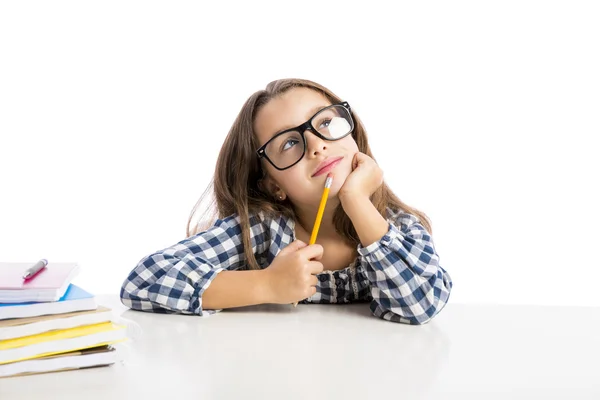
[120,213,268,316]
[357,210,453,325]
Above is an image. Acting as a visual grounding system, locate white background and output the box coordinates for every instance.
[1,1,598,306]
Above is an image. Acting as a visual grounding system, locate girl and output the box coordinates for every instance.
[120,78,453,325]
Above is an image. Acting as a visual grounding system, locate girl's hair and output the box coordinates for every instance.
[187,78,432,270]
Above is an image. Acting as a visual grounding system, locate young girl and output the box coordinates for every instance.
[120,78,453,325]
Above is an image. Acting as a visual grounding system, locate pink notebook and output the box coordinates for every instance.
[0,262,80,303]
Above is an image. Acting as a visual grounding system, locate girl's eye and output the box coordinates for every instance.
[318,119,332,129]
[281,138,299,152]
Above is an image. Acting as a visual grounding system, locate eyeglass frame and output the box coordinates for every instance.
[255,101,354,171]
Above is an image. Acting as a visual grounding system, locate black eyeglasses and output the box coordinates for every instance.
[256,102,354,171]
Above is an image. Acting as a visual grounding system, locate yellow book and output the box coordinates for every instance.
[0,345,122,378]
[0,306,114,341]
[0,322,126,365]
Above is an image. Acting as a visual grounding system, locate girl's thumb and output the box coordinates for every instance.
[280,239,307,255]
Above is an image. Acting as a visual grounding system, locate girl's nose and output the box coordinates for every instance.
[305,130,327,157]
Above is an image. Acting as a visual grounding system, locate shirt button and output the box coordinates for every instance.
[319,275,328,282]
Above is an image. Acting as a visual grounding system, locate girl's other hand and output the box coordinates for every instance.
[338,151,383,202]
[262,240,324,304]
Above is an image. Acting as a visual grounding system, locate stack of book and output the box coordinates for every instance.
[0,261,127,378]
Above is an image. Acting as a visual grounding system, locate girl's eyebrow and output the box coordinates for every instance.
[270,104,330,137]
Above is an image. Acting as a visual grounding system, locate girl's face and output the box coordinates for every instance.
[254,87,359,208]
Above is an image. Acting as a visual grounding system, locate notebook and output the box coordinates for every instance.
[0,262,80,303]
[0,345,121,378]
[0,284,97,320]
[0,321,127,365]
[0,306,113,340]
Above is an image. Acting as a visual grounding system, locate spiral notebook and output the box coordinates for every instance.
[0,262,80,303]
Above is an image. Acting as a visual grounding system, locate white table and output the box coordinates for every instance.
[1,296,599,400]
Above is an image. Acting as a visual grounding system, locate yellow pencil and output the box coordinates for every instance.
[309,173,333,245]
[293,173,333,307]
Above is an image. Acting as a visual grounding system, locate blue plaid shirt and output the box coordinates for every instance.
[120,208,452,324]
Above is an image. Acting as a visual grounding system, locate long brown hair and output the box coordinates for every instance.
[187,78,432,270]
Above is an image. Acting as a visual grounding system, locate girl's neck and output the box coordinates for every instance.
[293,198,341,240]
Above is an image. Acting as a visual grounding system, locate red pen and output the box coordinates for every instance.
[23,259,48,281]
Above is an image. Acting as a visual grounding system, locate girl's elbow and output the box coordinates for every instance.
[119,277,144,310]
[412,286,452,324]
[373,283,451,325]
[412,268,453,323]
[411,302,445,325]
[118,255,163,308]
[377,301,444,325]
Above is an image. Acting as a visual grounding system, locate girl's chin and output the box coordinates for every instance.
[326,184,342,199]
[330,174,346,190]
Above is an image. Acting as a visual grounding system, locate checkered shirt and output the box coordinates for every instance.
[120,208,452,325]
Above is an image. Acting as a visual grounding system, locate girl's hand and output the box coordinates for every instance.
[339,152,384,202]
[262,240,324,304]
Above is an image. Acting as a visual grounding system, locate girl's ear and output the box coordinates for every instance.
[258,175,285,200]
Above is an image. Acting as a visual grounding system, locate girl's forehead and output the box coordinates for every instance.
[255,88,331,143]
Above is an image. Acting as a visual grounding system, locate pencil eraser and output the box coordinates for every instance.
[325,173,333,187]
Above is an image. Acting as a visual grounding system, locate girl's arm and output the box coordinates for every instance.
[202,270,271,310]
[120,214,269,315]
[343,197,453,325]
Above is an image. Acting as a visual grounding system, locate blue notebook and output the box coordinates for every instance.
[0,284,97,320]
